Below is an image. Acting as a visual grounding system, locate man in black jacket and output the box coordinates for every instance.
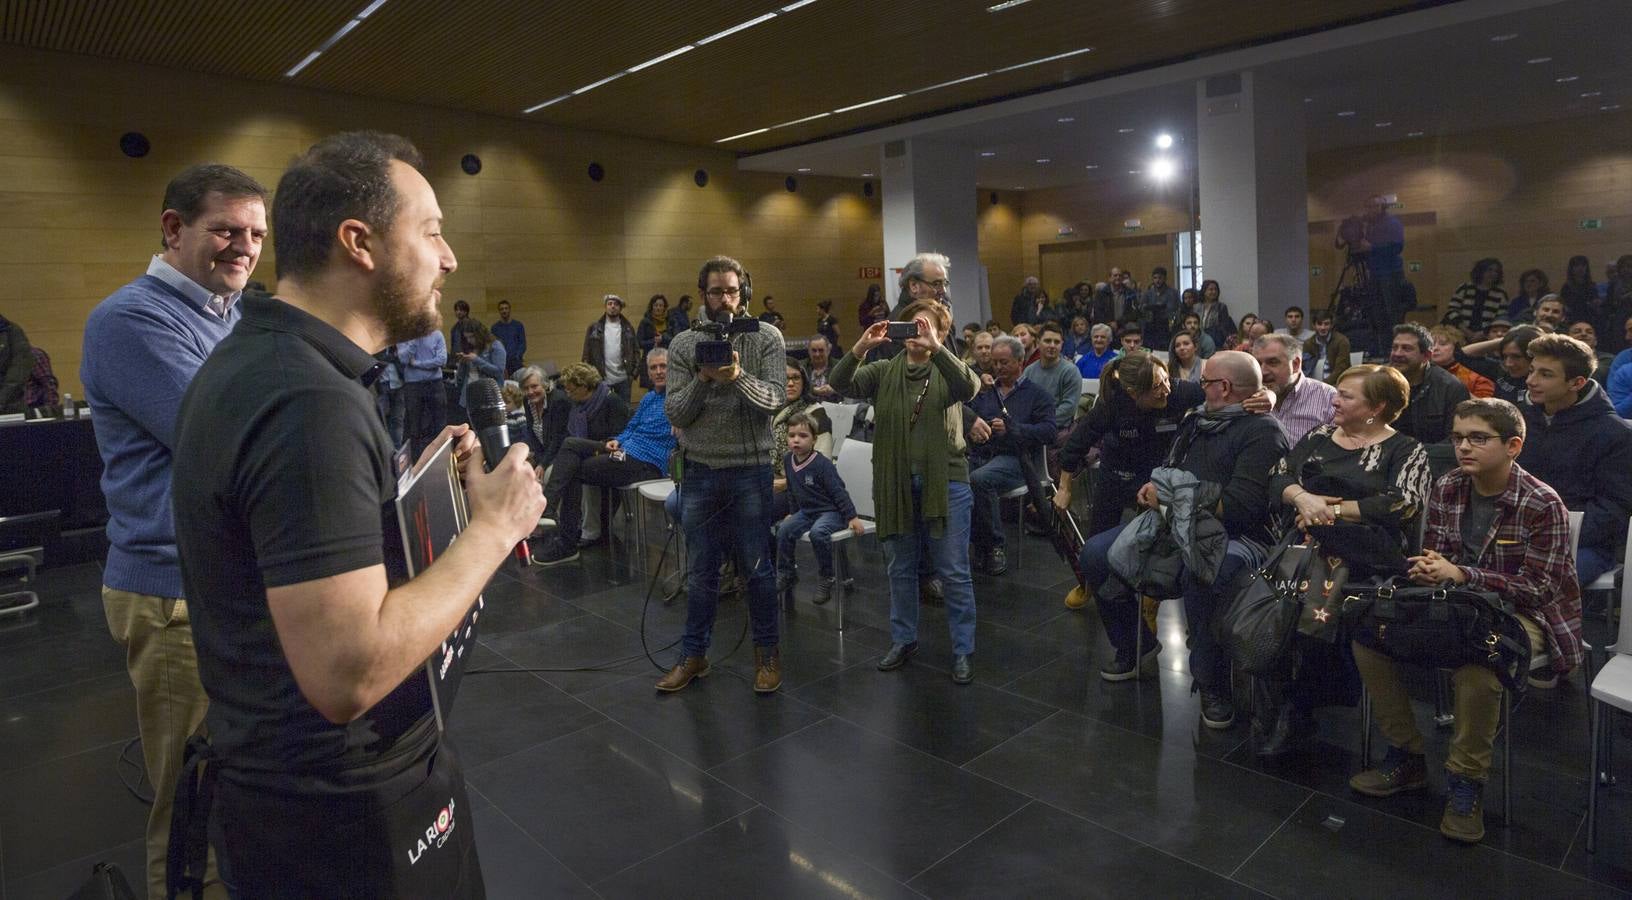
[0,314,33,414]
[1390,323,1470,450]
[582,294,640,401]
[964,335,1057,575]
[1010,276,1042,327]
[1076,350,1288,729]
[1519,334,1632,594]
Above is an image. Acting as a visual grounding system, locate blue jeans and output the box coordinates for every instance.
[969,454,1027,551]
[881,478,976,655]
[776,509,847,578]
[1078,522,1262,691]
[1579,544,1616,588]
[681,462,779,656]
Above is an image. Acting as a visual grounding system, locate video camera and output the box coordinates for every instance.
[693,313,760,367]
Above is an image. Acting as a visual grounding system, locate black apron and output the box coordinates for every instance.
[169,728,483,900]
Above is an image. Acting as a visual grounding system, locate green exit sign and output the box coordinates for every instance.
[1581,218,1604,230]
[1310,266,1323,277]
[1408,260,1423,273]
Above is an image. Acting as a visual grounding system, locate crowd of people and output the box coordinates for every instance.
[55,132,1632,897]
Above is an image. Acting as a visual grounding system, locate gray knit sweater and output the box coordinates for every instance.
[665,311,787,469]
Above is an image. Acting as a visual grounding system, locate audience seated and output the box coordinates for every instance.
[1389,323,1471,447]
[805,335,841,401]
[1253,333,1336,445]
[1168,329,1204,383]
[1178,308,1218,358]
[964,335,1057,575]
[1559,255,1602,335]
[1459,323,1541,403]
[1010,275,1046,327]
[1062,314,1093,360]
[1013,323,1039,366]
[516,364,570,474]
[774,413,864,605]
[1117,324,1145,355]
[1303,308,1351,384]
[1022,321,1084,430]
[0,312,35,414]
[1350,398,1580,844]
[1444,258,1509,342]
[1428,325,1495,398]
[1276,305,1314,344]
[1565,320,1615,385]
[1516,334,1632,589]
[1074,324,1117,378]
[1077,351,1288,728]
[1194,279,1235,348]
[1506,268,1550,322]
[773,361,833,517]
[26,345,60,411]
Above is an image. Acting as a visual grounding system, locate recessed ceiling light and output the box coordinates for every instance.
[571,71,626,95]
[1149,158,1176,180]
[1490,33,1518,42]
[1084,164,1099,169]
[833,93,905,114]
[1604,104,1623,111]
[772,111,831,129]
[979,151,997,157]
[1527,56,1553,64]
[1035,158,1051,164]
[696,12,779,45]
[524,94,572,113]
[626,45,695,73]
[780,0,818,10]
[796,167,812,173]
[861,172,874,177]
[1155,133,1174,149]
[992,47,1093,74]
[1556,75,1580,83]
[1581,91,1603,98]
[285,0,390,77]
[1374,121,1393,127]
[1303,97,1313,103]
[986,0,1032,10]
[1407,131,1425,137]
[1056,116,1075,123]
[1117,127,1135,133]
[715,127,770,143]
[1337,110,1356,117]
[1127,169,1141,174]
[910,72,990,94]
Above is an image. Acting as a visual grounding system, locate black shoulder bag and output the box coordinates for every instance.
[1351,579,1533,693]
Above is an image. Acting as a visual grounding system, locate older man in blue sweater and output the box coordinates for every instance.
[965,335,1058,575]
[80,163,267,900]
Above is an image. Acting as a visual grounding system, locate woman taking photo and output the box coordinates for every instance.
[1167,329,1203,383]
[1255,363,1430,759]
[772,361,833,515]
[830,297,981,683]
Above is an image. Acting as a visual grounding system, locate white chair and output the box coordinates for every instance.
[1081,378,1099,397]
[1572,512,1627,596]
[1350,351,1365,368]
[995,444,1052,569]
[1151,350,1170,364]
[819,401,858,460]
[795,440,878,632]
[1587,520,1632,852]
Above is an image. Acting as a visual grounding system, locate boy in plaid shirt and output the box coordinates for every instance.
[1349,398,1581,844]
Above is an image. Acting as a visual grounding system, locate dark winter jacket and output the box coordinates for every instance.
[962,377,1058,468]
[1518,380,1632,559]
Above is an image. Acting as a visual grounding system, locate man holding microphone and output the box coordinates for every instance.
[170,132,543,897]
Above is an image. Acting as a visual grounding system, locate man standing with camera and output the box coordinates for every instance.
[660,256,788,693]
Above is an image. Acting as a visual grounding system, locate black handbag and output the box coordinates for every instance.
[1351,579,1533,692]
[1219,534,1310,676]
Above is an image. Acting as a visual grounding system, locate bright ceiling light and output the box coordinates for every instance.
[797,167,812,173]
[1490,33,1518,41]
[1556,75,1580,83]
[696,12,779,45]
[910,72,989,94]
[1374,121,1393,127]
[980,151,997,157]
[572,71,626,94]
[1155,133,1174,149]
[1149,157,1176,181]
[861,172,874,177]
[1084,164,1099,169]
[780,0,819,10]
[1527,56,1552,64]
[716,127,770,143]
[523,94,572,113]
[1582,91,1603,97]
[627,45,694,73]
[285,0,388,77]
[993,47,1093,74]
[772,111,831,128]
[1035,158,1051,164]
[1337,110,1356,117]
[1407,131,1425,137]
[1057,116,1076,123]
[1127,169,1141,175]
[833,94,905,114]
[1604,104,1623,111]
[987,0,1033,10]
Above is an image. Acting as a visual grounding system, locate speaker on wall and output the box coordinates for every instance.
[460,154,482,175]
[119,132,150,158]
[990,191,999,205]
[784,176,797,192]
[587,162,605,182]
[694,169,709,187]
[863,181,874,198]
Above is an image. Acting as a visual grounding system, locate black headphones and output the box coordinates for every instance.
[696,259,753,308]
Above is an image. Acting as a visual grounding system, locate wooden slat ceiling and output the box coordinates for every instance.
[0,0,1432,153]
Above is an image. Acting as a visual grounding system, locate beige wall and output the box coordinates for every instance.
[0,46,884,398]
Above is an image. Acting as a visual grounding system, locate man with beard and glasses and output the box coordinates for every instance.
[169,132,543,898]
[82,162,267,900]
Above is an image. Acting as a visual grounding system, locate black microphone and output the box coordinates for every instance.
[465,377,532,565]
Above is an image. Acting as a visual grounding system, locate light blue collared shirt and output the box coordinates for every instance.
[146,255,240,319]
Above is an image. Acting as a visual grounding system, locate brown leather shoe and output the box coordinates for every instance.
[753,646,782,693]
[655,656,710,692]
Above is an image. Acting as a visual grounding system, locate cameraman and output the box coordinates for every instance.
[660,256,788,694]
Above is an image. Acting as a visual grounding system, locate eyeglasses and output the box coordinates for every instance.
[704,287,741,300]
[1449,431,1507,447]
[1199,376,1230,389]
[912,277,951,291]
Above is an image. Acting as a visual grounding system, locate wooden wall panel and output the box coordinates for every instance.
[0,45,884,397]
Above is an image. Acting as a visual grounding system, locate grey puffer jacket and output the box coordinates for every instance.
[1103,466,1226,602]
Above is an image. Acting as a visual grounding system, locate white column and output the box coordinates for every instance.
[1195,71,1308,322]
[880,139,981,326]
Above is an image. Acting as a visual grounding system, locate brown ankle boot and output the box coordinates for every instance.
[753,646,782,693]
[655,655,709,692]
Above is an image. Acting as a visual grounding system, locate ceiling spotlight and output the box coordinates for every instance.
[1035,158,1051,164]
[986,0,1032,10]
[979,151,997,157]
[796,167,812,173]
[1556,75,1580,83]
[1155,133,1174,149]
[1149,157,1176,181]
[1127,169,1141,175]
[1407,131,1424,137]
[1581,91,1603,97]
[1604,104,1623,111]
[715,127,770,143]
[1056,116,1075,123]
[1303,97,1314,103]
[861,172,874,177]
[1337,110,1356,117]
[1374,121,1393,127]
[1084,164,1099,169]
[1117,127,1135,134]
[1527,56,1552,64]
[1490,33,1518,42]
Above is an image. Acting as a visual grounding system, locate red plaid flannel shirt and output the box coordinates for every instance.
[1423,463,1584,672]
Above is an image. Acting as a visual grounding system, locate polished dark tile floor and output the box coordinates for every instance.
[5,522,1632,898]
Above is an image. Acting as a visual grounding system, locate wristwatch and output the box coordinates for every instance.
[1329,503,1341,519]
